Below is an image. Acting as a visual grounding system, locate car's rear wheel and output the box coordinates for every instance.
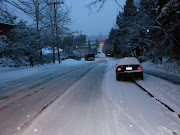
[116,74,120,81]
[140,73,143,79]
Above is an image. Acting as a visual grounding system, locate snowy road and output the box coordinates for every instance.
[0,58,180,135]
[0,60,100,135]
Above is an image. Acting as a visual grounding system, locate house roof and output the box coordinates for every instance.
[0,21,15,26]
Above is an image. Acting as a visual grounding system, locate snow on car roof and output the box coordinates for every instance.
[118,57,140,65]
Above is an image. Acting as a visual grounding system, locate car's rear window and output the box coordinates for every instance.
[118,57,140,65]
[86,54,95,57]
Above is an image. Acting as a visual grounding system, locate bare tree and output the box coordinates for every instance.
[18,0,47,65]
[86,0,123,13]
[46,0,63,64]
[44,0,71,63]
[0,0,17,24]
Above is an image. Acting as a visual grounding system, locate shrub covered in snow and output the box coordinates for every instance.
[0,34,35,67]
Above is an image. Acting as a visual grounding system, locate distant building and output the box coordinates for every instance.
[73,45,90,57]
[90,45,97,54]
[99,41,105,52]
[73,43,98,57]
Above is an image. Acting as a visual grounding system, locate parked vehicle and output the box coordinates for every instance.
[74,55,81,60]
[106,53,114,57]
[116,57,143,80]
[85,54,95,61]
[68,55,81,60]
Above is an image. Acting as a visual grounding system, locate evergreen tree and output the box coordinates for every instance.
[123,0,137,17]
[156,0,180,60]
[157,0,170,13]
[103,28,116,56]
[114,0,138,57]
[107,28,116,44]
[136,0,159,59]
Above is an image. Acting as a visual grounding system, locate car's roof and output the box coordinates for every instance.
[86,53,94,55]
[118,57,140,65]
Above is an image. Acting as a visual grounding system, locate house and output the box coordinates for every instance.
[0,22,15,40]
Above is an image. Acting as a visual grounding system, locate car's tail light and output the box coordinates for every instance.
[137,66,142,70]
[117,67,122,71]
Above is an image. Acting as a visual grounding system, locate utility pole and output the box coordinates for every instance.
[48,0,64,64]
[35,0,43,65]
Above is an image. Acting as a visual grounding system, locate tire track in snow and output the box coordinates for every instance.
[0,63,93,95]
[0,63,96,109]
[104,73,150,135]
[12,65,97,135]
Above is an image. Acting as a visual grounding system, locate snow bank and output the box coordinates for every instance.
[142,60,180,84]
[0,59,95,84]
[42,48,63,54]
[98,53,106,57]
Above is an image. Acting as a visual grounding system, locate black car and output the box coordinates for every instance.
[85,54,95,61]
[116,57,143,80]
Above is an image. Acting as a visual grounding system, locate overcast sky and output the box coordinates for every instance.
[5,0,126,36]
[66,0,126,36]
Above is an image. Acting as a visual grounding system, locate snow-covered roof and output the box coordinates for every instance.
[91,46,97,49]
[118,57,140,65]
[42,48,63,54]
[0,21,15,26]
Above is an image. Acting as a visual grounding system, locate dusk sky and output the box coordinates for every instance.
[5,0,126,36]
[65,0,126,36]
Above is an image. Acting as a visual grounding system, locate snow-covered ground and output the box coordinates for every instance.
[112,58,180,115]
[142,60,180,84]
[0,57,180,135]
[42,47,63,54]
[0,59,95,84]
[17,58,180,135]
[136,74,180,114]
[104,60,180,135]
